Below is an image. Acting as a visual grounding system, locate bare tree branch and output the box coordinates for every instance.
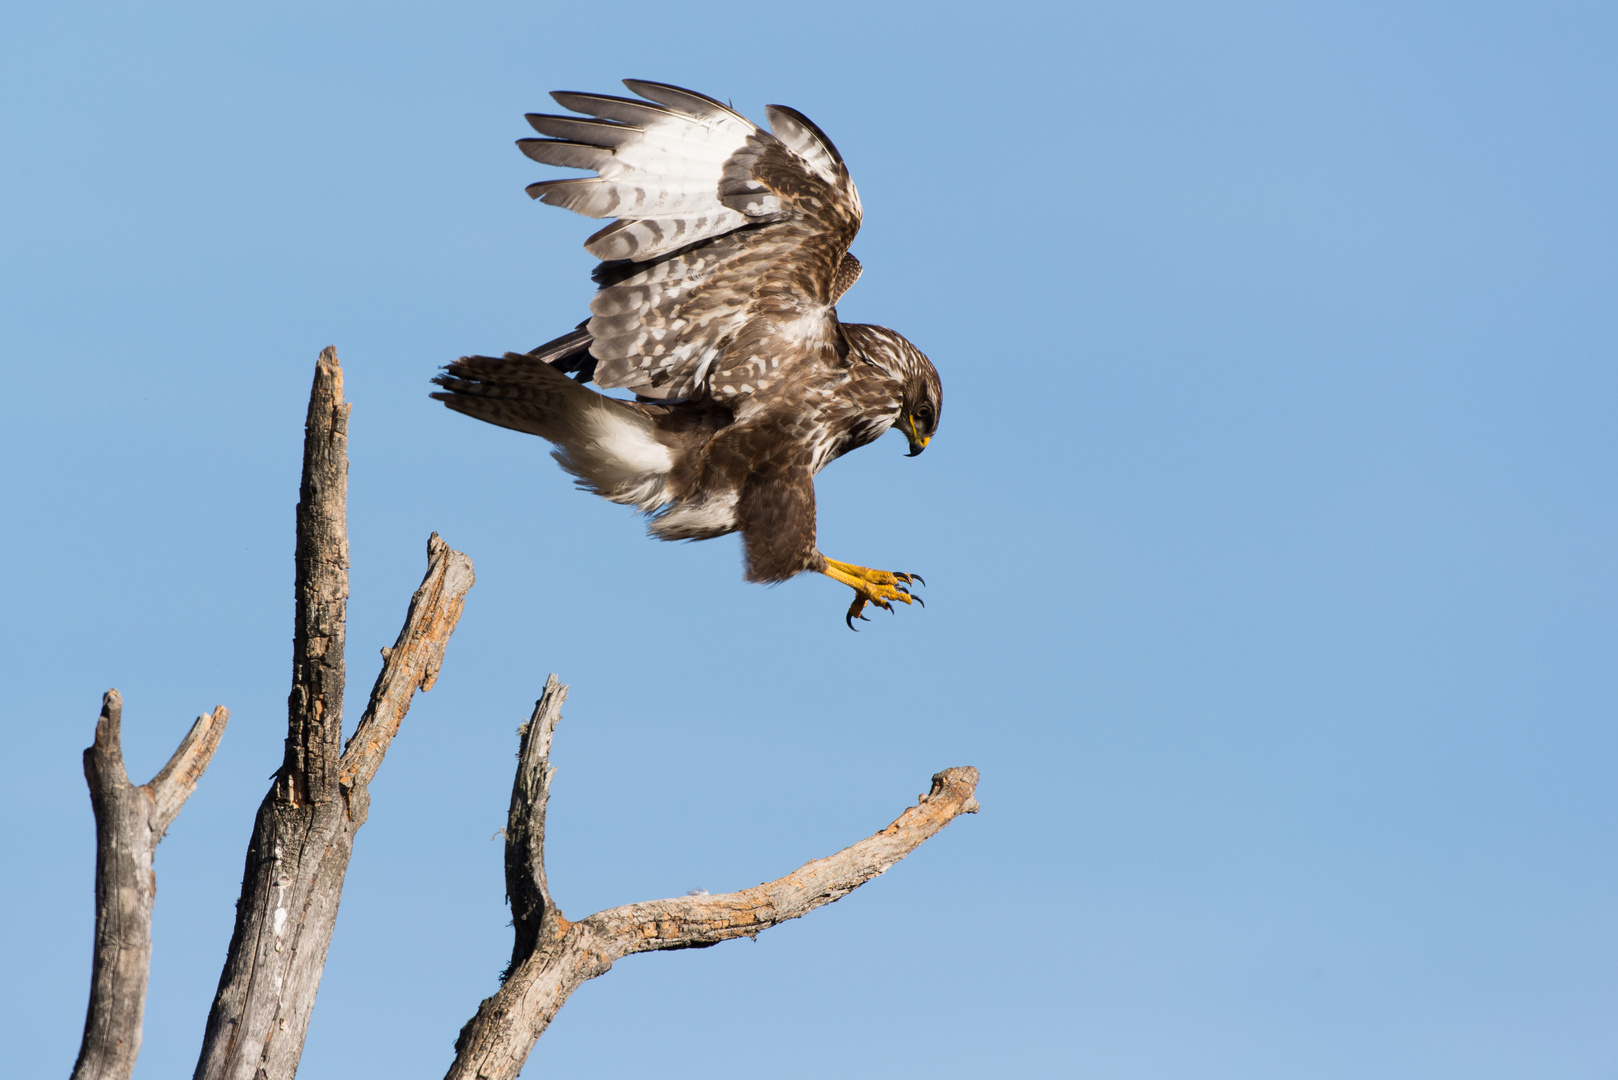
[590,765,980,952]
[446,679,981,1080]
[73,690,229,1080]
[500,678,566,980]
[194,349,475,1080]
[338,533,476,801]
[149,701,233,834]
[283,344,350,809]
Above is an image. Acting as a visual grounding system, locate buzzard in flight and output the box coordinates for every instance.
[433,80,942,627]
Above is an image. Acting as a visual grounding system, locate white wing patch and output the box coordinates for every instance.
[522,83,782,262]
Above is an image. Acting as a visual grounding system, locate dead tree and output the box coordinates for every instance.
[71,347,980,1080]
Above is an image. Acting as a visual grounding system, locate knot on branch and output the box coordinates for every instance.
[926,766,980,808]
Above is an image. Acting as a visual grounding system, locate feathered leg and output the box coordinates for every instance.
[734,453,925,630]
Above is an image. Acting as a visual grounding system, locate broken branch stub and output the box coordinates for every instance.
[501,676,567,979]
[283,344,350,808]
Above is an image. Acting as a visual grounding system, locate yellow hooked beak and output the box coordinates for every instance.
[905,415,931,457]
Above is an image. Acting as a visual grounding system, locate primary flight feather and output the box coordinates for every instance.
[433,80,942,628]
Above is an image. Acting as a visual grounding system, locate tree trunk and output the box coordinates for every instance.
[193,349,475,1080]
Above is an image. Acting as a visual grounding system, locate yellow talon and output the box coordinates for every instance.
[820,558,924,629]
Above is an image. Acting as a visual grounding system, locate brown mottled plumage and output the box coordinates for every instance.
[433,81,942,626]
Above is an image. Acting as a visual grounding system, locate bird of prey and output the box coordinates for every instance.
[433,80,942,628]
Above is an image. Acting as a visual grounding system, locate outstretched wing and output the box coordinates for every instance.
[519,81,863,403]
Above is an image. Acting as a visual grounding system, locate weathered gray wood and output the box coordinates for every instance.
[194,350,475,1080]
[72,690,229,1080]
[284,344,350,809]
[339,534,477,803]
[446,680,980,1080]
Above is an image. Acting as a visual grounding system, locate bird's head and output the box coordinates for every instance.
[901,364,942,456]
[843,323,942,456]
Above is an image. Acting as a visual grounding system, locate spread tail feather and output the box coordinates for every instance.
[433,352,673,511]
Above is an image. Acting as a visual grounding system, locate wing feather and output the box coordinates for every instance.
[519,81,865,402]
[764,104,846,187]
[517,138,613,171]
[549,91,680,127]
[524,114,641,148]
[620,79,751,124]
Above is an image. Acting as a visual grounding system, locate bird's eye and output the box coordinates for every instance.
[916,403,933,422]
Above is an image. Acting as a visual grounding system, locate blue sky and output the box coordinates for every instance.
[3,2,1614,1077]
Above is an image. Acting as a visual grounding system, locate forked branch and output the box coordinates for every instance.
[73,691,228,1080]
[447,678,980,1080]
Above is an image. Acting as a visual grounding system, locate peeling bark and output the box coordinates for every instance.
[72,691,229,1080]
[446,677,980,1080]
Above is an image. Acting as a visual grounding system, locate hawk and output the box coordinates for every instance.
[433,80,942,628]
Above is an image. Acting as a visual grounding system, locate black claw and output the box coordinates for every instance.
[846,615,859,631]
[913,595,925,608]
[910,573,926,587]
